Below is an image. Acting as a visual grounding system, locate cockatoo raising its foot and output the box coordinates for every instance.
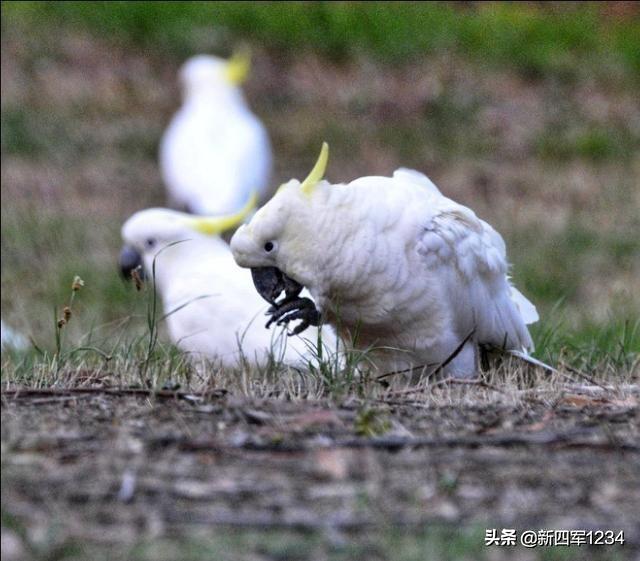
[231,143,542,379]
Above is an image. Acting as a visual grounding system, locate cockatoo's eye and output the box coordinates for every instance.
[264,241,275,253]
[145,238,156,249]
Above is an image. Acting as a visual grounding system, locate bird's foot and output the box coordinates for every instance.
[266,297,320,336]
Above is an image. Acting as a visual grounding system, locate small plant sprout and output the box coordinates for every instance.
[71,275,85,291]
[54,275,85,370]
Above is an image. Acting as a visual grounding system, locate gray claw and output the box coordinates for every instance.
[264,297,320,335]
[266,299,305,327]
[289,320,312,337]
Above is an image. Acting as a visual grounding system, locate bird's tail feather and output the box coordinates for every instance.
[510,286,539,325]
[507,349,557,373]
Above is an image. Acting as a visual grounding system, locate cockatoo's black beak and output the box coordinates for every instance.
[119,246,143,280]
[251,267,286,304]
[250,267,305,304]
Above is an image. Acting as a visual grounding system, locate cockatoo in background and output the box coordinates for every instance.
[119,197,328,368]
[160,50,272,215]
[231,143,541,379]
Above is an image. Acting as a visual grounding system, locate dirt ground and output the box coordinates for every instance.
[2,381,638,560]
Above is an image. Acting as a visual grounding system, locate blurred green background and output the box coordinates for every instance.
[1,1,639,366]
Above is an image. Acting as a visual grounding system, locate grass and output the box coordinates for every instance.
[512,222,640,307]
[3,207,636,391]
[0,204,139,345]
[2,264,636,394]
[3,2,639,79]
[535,124,639,162]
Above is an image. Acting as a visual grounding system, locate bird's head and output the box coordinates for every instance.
[179,49,250,100]
[230,143,332,302]
[119,194,257,283]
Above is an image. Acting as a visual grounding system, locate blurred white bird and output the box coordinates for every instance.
[160,50,272,215]
[231,143,541,378]
[1,320,28,351]
[119,198,329,367]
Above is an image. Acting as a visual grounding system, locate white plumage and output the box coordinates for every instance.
[231,145,539,378]
[160,54,272,215]
[120,209,327,367]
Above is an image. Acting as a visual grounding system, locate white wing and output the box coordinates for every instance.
[417,200,536,351]
[160,104,272,215]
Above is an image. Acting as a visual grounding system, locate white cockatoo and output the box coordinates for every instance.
[230,143,541,378]
[159,50,272,215]
[119,197,328,368]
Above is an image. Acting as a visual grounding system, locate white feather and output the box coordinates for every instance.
[508,349,556,373]
[510,286,539,325]
[392,168,442,196]
[418,204,534,353]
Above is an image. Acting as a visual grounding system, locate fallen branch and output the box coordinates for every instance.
[376,329,475,382]
[24,395,97,406]
[562,365,612,391]
[1,387,228,401]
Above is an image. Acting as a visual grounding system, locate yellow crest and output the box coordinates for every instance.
[300,142,329,196]
[224,47,251,85]
[189,192,258,236]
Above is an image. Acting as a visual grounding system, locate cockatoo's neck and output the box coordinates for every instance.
[147,235,230,293]
[284,185,364,297]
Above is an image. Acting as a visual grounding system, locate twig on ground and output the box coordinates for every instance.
[562,364,611,391]
[376,329,475,382]
[1,387,228,401]
[24,395,97,406]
